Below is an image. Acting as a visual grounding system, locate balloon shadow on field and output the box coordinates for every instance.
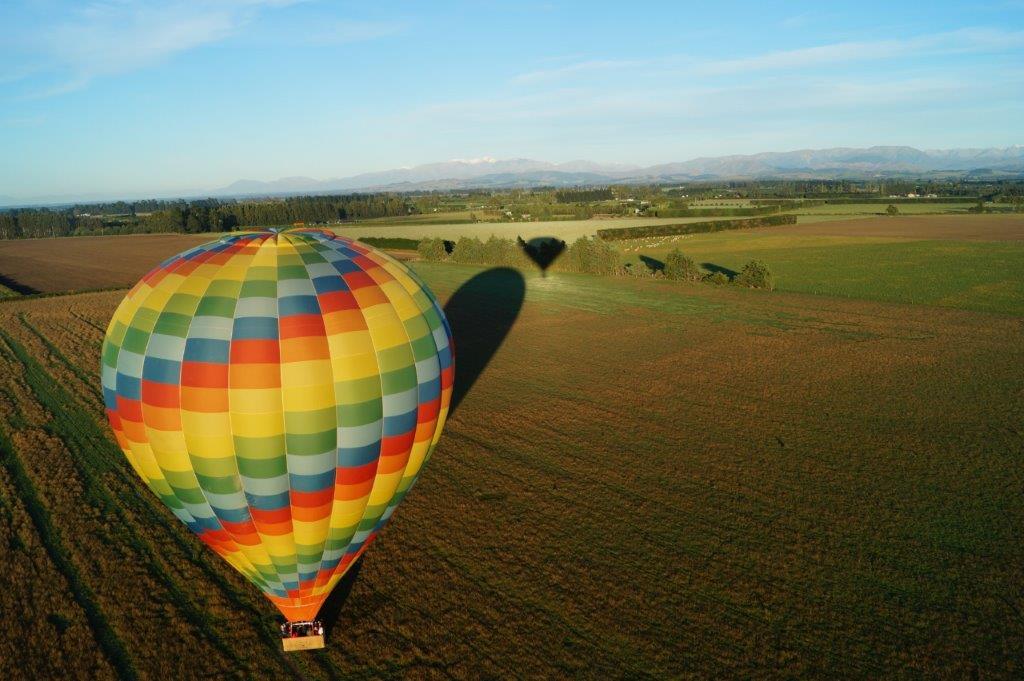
[517,236,566,275]
[319,557,365,636]
[443,267,526,416]
[318,268,524,633]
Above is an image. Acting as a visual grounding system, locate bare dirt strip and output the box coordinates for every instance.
[0,234,214,294]
[0,233,413,295]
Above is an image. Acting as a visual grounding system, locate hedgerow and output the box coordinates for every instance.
[596,214,797,241]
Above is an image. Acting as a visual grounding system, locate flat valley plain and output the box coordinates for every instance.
[0,214,1022,678]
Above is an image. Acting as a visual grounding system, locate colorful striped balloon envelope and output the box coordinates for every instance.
[100,228,453,623]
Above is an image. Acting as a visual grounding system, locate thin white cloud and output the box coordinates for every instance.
[779,12,814,29]
[29,1,289,96]
[410,68,1024,130]
[0,115,45,128]
[695,28,1024,75]
[306,19,408,45]
[19,0,402,97]
[514,58,653,83]
[510,27,1024,84]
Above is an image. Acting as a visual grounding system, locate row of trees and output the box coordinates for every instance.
[554,188,614,203]
[0,194,416,239]
[662,250,774,289]
[414,234,773,289]
[417,235,620,275]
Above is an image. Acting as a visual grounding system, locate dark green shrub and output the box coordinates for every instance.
[450,236,485,263]
[652,206,780,218]
[663,249,700,281]
[480,235,522,267]
[623,261,660,278]
[358,236,420,250]
[417,238,448,261]
[733,260,774,290]
[885,204,899,216]
[562,236,619,275]
[705,271,730,285]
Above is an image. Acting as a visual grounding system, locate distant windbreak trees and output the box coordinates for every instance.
[0,193,416,240]
[554,188,615,203]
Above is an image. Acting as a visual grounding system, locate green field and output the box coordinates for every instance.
[793,202,979,220]
[622,235,1024,315]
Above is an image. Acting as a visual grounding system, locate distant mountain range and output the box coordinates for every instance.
[4,146,1023,207]
[215,146,1024,196]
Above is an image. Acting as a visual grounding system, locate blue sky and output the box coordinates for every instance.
[1,0,1023,201]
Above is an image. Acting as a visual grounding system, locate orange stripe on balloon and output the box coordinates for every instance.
[228,363,281,389]
[181,361,228,388]
[230,339,280,364]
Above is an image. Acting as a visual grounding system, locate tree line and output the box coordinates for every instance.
[414,234,774,290]
[554,188,614,203]
[0,194,415,240]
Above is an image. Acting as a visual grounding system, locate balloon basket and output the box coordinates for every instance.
[280,620,326,652]
[282,634,325,652]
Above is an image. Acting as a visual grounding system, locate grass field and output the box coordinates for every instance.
[794,202,979,216]
[620,215,1024,316]
[0,258,1021,678]
[0,219,1022,677]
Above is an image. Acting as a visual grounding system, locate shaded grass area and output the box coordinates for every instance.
[0,277,24,297]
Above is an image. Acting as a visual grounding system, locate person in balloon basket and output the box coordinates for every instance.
[280,620,325,639]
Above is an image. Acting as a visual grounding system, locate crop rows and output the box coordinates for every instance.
[0,262,1022,677]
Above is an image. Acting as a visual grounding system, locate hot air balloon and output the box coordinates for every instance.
[99,228,453,649]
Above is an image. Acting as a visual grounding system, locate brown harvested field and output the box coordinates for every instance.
[0,234,413,295]
[762,214,1024,241]
[0,261,1022,678]
[0,234,213,294]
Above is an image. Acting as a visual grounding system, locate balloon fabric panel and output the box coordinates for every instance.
[100,229,453,622]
